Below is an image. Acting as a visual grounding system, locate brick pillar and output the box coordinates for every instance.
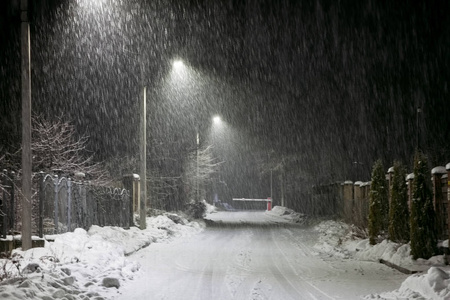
[342,181,353,223]
[432,166,447,239]
[387,167,394,206]
[447,163,450,242]
[406,173,414,211]
[441,172,448,240]
[361,182,370,228]
[354,182,361,226]
[354,181,364,227]
[123,174,140,218]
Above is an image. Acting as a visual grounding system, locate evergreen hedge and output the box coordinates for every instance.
[368,159,389,245]
[388,161,410,243]
[410,151,437,260]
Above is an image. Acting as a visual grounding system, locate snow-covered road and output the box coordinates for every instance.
[119,211,407,299]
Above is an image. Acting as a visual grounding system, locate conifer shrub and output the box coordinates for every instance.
[368,159,389,245]
[410,151,437,259]
[388,161,410,243]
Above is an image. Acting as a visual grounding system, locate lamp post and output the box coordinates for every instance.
[211,115,222,205]
[196,129,199,201]
[21,0,32,250]
[124,46,147,229]
[139,84,146,230]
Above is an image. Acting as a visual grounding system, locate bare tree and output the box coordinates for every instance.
[7,116,110,184]
[183,145,222,202]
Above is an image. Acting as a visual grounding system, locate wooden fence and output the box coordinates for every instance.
[332,163,450,239]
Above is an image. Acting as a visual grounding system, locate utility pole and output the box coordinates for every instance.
[139,85,147,229]
[21,0,32,250]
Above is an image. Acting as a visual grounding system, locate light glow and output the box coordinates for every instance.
[173,60,185,70]
[213,115,222,124]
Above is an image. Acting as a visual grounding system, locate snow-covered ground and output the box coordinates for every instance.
[0,214,204,299]
[0,206,449,299]
[314,220,450,299]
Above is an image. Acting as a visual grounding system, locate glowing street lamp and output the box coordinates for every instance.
[172,60,184,70]
[213,115,222,125]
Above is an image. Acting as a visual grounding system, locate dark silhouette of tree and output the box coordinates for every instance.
[410,151,437,260]
[368,159,388,245]
[388,161,409,243]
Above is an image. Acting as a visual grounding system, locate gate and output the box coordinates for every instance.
[232,197,273,211]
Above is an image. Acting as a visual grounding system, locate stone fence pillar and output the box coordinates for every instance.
[342,181,353,223]
[387,167,394,205]
[406,173,414,211]
[123,174,140,216]
[445,163,450,239]
[432,166,447,239]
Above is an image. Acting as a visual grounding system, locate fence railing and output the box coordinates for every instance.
[0,170,133,238]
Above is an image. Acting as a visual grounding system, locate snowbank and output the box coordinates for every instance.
[313,220,450,299]
[265,205,306,223]
[0,214,204,300]
[204,200,218,214]
[369,267,450,300]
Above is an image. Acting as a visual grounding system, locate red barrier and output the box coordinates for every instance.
[267,197,272,211]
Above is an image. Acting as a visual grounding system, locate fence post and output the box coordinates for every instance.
[387,167,394,206]
[342,181,353,223]
[1,169,7,238]
[67,178,72,232]
[406,173,414,211]
[123,174,139,227]
[431,167,446,239]
[442,171,448,240]
[354,181,363,226]
[446,163,450,243]
[38,171,44,238]
[53,174,59,234]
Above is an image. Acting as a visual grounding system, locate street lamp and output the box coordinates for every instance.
[21,0,32,250]
[213,115,222,125]
[173,60,184,70]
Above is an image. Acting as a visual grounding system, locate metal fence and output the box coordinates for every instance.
[0,170,132,238]
[1,170,15,238]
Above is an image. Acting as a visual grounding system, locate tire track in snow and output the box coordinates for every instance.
[185,228,250,300]
[267,227,336,300]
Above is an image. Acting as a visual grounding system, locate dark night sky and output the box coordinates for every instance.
[1,0,450,201]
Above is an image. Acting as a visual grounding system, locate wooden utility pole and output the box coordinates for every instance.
[21,0,32,250]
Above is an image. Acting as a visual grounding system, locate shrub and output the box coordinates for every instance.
[388,161,410,243]
[368,159,389,245]
[410,151,437,260]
